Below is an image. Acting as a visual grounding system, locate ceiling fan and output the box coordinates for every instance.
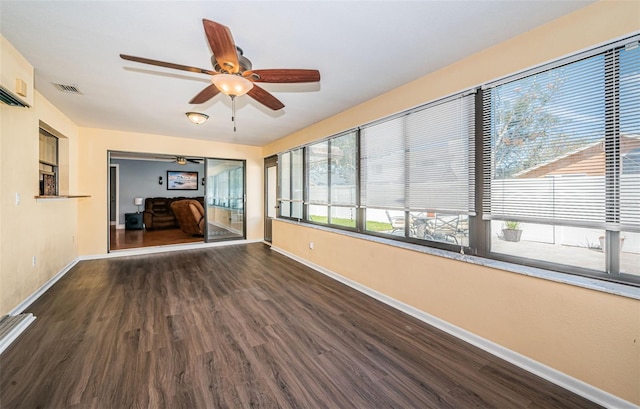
[173,156,202,165]
[152,155,202,165]
[120,19,321,130]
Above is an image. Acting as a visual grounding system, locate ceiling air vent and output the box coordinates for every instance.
[52,83,82,94]
[0,85,30,107]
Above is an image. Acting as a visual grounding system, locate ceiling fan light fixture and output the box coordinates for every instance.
[211,74,253,97]
[176,157,188,165]
[185,111,209,125]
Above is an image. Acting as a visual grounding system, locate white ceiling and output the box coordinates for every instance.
[1,1,594,146]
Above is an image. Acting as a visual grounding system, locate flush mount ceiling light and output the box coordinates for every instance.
[185,111,209,125]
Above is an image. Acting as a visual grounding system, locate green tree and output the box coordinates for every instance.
[492,71,579,178]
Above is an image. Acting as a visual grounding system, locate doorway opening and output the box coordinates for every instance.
[108,151,245,251]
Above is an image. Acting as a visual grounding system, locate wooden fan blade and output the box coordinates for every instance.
[244,69,320,83]
[203,19,240,74]
[189,84,220,104]
[120,54,216,75]
[247,85,285,111]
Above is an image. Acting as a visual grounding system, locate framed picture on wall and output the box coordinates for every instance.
[167,171,198,190]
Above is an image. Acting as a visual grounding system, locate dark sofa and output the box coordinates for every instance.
[143,196,204,230]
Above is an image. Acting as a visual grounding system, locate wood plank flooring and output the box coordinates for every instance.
[0,243,602,408]
[109,225,202,250]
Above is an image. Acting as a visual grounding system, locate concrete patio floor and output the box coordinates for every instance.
[491,239,639,276]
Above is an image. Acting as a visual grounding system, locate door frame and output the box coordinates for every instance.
[204,157,247,243]
[107,161,119,254]
[264,155,278,243]
[109,163,120,227]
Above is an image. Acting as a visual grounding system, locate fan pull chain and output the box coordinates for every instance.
[231,95,237,132]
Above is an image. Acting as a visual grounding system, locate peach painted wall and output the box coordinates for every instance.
[77,128,263,256]
[266,1,640,404]
[0,33,264,315]
[1,88,81,316]
[274,221,640,404]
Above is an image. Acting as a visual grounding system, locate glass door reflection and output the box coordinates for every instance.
[205,158,245,241]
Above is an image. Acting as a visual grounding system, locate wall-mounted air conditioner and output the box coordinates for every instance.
[1,35,33,108]
[1,82,29,107]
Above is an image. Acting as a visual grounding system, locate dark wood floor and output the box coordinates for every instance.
[110,225,202,250]
[0,244,601,408]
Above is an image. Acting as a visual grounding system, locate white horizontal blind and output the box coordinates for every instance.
[406,95,475,213]
[306,132,357,206]
[278,148,304,218]
[278,151,291,217]
[483,38,640,231]
[307,140,329,204]
[330,132,357,206]
[360,94,475,214]
[619,43,640,230]
[360,118,405,209]
[291,148,304,218]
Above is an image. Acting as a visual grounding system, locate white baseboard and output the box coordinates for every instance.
[116,224,125,230]
[82,238,263,260]
[270,245,637,409]
[8,258,80,316]
[0,313,36,355]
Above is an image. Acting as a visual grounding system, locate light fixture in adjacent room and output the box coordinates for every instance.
[211,74,254,132]
[176,157,187,165]
[134,197,143,213]
[185,112,209,125]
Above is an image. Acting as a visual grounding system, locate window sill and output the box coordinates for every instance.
[275,218,640,300]
[35,195,91,199]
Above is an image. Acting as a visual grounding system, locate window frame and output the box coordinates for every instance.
[276,35,640,287]
[305,130,359,230]
[278,148,305,221]
[39,128,59,196]
[480,36,640,286]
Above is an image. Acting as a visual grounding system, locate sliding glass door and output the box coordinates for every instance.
[205,158,245,241]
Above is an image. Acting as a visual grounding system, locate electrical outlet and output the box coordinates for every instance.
[15,192,21,205]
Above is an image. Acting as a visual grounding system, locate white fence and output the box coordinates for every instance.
[303,176,640,255]
[491,175,640,226]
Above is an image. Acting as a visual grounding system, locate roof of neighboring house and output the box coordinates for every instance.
[514,134,640,178]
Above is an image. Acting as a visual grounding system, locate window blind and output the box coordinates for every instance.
[360,93,475,214]
[619,42,640,230]
[330,132,357,206]
[291,148,303,218]
[307,140,329,205]
[306,132,357,206]
[483,38,640,232]
[360,117,405,209]
[278,151,291,217]
[278,148,304,219]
